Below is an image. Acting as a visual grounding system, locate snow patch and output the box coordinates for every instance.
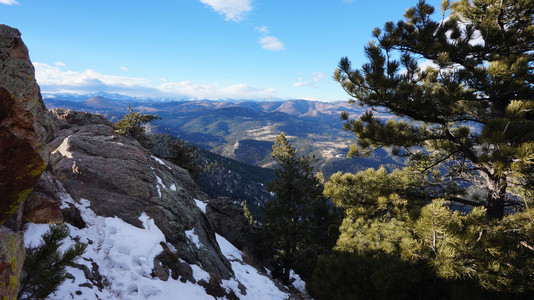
[290,270,307,294]
[151,168,164,197]
[217,234,290,299]
[170,183,177,191]
[24,199,214,299]
[185,229,203,249]
[24,193,295,299]
[194,199,207,213]
[152,155,171,169]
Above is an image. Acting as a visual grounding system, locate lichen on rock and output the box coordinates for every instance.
[0,25,54,225]
[0,24,54,299]
[0,228,24,300]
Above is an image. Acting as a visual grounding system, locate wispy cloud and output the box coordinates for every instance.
[54,62,66,67]
[160,81,277,99]
[312,72,326,83]
[34,62,281,100]
[293,72,326,87]
[259,36,285,51]
[199,0,252,22]
[120,66,129,72]
[256,26,285,51]
[255,26,269,35]
[293,81,311,87]
[0,0,19,5]
[293,77,311,87]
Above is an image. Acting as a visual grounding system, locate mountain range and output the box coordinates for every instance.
[43,93,400,176]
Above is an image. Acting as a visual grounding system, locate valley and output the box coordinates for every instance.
[43,93,400,176]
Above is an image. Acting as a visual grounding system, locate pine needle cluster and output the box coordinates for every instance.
[18,223,86,300]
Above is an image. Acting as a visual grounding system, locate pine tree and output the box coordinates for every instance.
[115,104,160,150]
[335,0,534,219]
[18,223,86,300]
[261,133,336,284]
[308,1,534,297]
[312,166,534,298]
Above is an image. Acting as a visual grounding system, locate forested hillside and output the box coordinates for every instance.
[43,96,400,175]
[151,134,275,219]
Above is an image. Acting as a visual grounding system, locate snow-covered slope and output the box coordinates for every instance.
[24,196,301,299]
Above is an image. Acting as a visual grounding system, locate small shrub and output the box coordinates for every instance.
[18,223,86,300]
[115,104,160,138]
[115,104,160,150]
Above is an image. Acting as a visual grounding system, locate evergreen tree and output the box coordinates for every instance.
[261,133,336,285]
[151,134,200,179]
[310,167,534,298]
[335,0,534,219]
[115,104,160,150]
[308,1,534,298]
[18,223,86,300]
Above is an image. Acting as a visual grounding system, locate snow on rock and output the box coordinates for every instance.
[152,156,172,170]
[185,229,203,249]
[217,234,291,300]
[24,199,211,300]
[290,270,307,295]
[151,168,164,197]
[24,197,294,300]
[194,198,207,213]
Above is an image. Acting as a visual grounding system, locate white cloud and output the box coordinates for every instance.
[159,81,277,100]
[54,62,66,67]
[256,26,285,52]
[259,36,285,51]
[200,0,252,22]
[293,81,311,87]
[0,0,19,5]
[293,72,325,87]
[312,72,326,83]
[34,62,280,100]
[293,77,311,87]
[256,26,269,34]
[34,62,148,87]
[417,59,440,70]
[120,66,129,72]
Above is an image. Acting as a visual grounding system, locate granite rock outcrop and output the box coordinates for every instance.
[0,25,54,225]
[0,24,54,300]
[27,108,234,281]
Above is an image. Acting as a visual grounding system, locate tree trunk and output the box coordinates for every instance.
[486,176,507,219]
[282,237,292,285]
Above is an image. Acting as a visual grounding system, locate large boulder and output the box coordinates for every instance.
[0,25,53,300]
[206,197,254,254]
[27,108,234,281]
[0,25,53,225]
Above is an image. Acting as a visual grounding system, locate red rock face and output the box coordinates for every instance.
[0,25,53,225]
[0,25,54,300]
[0,85,45,224]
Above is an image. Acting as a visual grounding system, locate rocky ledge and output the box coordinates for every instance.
[23,109,300,299]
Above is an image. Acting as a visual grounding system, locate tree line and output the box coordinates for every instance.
[90,0,534,298]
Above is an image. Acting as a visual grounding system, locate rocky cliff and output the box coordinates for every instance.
[0,24,54,300]
[0,25,53,225]
[23,109,301,299]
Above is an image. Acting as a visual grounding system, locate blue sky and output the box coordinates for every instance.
[1,0,442,101]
